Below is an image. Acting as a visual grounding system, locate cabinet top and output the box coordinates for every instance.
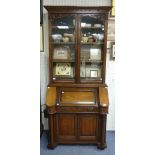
[44,6,112,14]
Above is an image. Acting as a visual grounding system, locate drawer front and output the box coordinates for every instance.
[57,106,99,113]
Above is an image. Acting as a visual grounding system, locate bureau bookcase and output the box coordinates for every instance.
[44,6,111,149]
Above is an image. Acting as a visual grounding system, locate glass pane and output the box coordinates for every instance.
[51,15,75,44]
[51,15,76,81]
[81,15,104,44]
[80,62,102,81]
[52,15,75,28]
[80,15,104,82]
[53,45,75,61]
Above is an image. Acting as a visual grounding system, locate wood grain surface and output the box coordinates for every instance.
[46,87,56,107]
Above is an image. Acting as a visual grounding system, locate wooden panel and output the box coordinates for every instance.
[99,87,109,107]
[46,87,56,107]
[61,91,95,104]
[57,114,77,141]
[78,115,98,140]
[58,87,97,105]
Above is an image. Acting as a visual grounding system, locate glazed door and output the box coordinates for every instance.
[79,15,105,83]
[57,114,77,141]
[78,115,98,141]
[50,14,106,84]
[50,14,77,82]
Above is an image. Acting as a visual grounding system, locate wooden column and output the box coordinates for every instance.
[98,114,107,149]
[47,114,57,149]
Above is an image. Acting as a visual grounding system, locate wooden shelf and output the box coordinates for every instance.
[53,59,75,62]
[81,42,104,45]
[81,27,104,29]
[52,42,75,45]
[52,77,75,81]
[80,78,102,81]
[51,26,75,29]
[80,60,103,63]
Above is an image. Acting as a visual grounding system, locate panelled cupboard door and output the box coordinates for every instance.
[57,114,77,141]
[78,115,98,141]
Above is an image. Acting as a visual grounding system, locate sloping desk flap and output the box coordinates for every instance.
[59,87,97,105]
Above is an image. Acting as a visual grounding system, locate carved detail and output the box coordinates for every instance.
[99,107,108,114]
[47,106,57,114]
[49,13,108,20]
[103,13,108,19]
[49,14,75,19]
[44,6,112,14]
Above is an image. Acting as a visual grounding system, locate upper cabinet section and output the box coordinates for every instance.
[45,6,111,84]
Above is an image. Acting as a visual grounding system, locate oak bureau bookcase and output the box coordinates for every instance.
[44,6,111,149]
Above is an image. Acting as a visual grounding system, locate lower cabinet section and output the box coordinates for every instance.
[48,113,107,149]
[57,114,97,142]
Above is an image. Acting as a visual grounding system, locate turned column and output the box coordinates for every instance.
[98,113,107,149]
[47,106,57,149]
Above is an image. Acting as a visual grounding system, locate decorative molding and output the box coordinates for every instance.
[44,6,112,14]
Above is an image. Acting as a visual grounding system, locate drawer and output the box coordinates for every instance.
[57,106,99,113]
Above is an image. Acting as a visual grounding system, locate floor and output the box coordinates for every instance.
[40,131,115,155]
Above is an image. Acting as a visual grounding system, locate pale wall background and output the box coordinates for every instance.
[41,0,115,131]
